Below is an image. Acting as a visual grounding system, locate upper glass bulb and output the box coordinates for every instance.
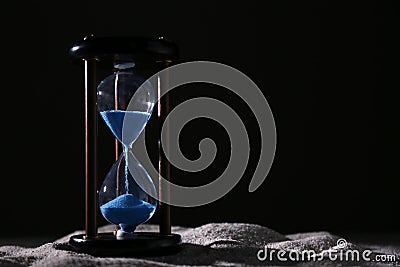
[97,67,155,147]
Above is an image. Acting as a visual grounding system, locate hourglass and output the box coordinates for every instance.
[97,64,157,237]
[67,35,181,256]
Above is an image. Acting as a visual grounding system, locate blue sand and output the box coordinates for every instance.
[100,194,156,232]
[100,110,151,146]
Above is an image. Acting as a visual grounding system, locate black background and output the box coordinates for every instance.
[1,0,399,242]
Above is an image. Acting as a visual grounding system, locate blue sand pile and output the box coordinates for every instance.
[100,194,156,233]
[100,110,151,146]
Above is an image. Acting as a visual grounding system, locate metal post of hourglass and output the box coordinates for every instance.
[67,35,181,256]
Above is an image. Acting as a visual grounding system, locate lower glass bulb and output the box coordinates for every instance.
[98,151,157,235]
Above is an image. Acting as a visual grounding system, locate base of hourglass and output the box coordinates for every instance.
[68,232,181,257]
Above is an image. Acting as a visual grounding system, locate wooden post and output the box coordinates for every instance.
[84,59,98,238]
[159,62,171,235]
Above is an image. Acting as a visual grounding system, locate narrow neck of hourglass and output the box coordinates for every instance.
[121,143,132,153]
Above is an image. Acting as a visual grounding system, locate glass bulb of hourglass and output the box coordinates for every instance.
[97,67,156,236]
[98,152,157,233]
[97,69,154,145]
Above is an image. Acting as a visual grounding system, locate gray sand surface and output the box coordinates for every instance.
[0,223,398,266]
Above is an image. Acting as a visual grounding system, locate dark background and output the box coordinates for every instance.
[1,0,399,243]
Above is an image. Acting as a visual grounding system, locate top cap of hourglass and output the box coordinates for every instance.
[69,35,179,64]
